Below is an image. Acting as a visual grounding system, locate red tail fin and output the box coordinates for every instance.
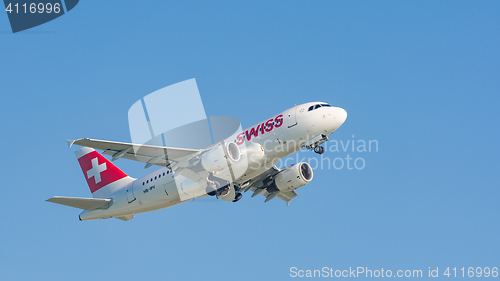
[75,147,134,198]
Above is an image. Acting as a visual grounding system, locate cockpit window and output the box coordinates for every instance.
[308,103,331,111]
[308,104,322,111]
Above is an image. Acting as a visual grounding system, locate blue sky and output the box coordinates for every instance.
[1,1,499,280]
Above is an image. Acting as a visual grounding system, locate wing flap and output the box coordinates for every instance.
[46,196,112,211]
[101,149,166,166]
[277,191,298,205]
[244,166,298,205]
[115,215,135,221]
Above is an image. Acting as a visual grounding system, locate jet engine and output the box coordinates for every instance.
[274,162,313,192]
[240,142,265,168]
[201,142,241,172]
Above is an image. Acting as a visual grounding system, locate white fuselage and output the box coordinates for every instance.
[79,102,347,220]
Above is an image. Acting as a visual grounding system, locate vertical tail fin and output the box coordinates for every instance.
[75,147,135,198]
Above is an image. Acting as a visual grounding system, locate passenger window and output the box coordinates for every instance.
[167,171,169,174]
[163,172,165,176]
[147,180,149,183]
[155,176,157,180]
[159,174,161,178]
[143,182,144,185]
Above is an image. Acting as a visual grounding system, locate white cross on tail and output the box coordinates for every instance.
[87,157,107,184]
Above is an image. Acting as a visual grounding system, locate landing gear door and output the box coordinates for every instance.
[126,183,136,203]
[287,106,297,128]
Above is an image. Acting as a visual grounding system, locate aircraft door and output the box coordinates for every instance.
[126,183,136,203]
[287,106,297,128]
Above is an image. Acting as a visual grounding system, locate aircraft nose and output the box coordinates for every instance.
[333,107,347,126]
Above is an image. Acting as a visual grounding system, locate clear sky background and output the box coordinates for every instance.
[1,1,499,280]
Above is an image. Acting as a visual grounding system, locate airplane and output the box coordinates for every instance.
[47,102,347,221]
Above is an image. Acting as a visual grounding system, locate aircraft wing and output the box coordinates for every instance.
[243,166,298,205]
[67,138,202,168]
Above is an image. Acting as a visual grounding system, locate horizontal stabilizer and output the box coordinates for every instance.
[46,196,111,211]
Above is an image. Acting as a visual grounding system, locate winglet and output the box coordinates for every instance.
[65,139,76,148]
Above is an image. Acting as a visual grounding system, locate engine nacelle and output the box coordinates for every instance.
[274,162,313,192]
[240,142,265,169]
[201,142,241,172]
